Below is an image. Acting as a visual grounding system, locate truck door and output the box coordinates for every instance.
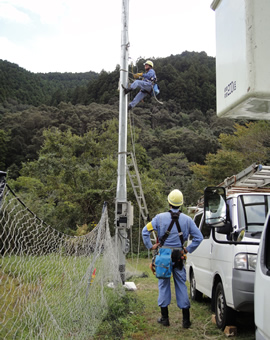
[192,212,213,297]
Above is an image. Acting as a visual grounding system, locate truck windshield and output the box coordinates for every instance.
[238,195,270,233]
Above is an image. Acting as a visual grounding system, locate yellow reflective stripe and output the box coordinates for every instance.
[146,222,153,232]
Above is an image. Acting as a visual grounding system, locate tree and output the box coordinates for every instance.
[219,121,270,163]
[0,129,10,170]
[10,121,166,235]
[156,125,219,164]
[150,152,197,205]
[190,121,270,193]
[191,150,246,193]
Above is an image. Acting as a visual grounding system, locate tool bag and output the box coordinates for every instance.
[155,248,173,279]
[152,83,160,96]
[153,211,184,279]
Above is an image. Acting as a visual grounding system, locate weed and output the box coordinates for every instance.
[95,292,145,339]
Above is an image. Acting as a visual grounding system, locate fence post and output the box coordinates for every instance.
[0,171,7,208]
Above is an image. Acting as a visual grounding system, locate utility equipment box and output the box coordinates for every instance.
[211,0,270,119]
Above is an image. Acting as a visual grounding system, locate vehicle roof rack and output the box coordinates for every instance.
[218,163,270,193]
[192,164,270,210]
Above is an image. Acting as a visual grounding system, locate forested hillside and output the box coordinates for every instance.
[0,51,215,111]
[1,51,270,238]
[0,60,98,106]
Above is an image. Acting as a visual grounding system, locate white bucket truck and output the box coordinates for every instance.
[211,0,270,120]
[186,163,270,330]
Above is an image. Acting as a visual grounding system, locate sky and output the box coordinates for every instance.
[0,0,216,74]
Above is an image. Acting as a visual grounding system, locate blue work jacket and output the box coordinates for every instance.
[142,68,156,82]
[142,208,203,253]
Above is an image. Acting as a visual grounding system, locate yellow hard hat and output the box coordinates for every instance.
[168,189,183,207]
[144,60,154,68]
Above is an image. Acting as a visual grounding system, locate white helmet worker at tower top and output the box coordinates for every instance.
[144,60,154,67]
[168,189,183,207]
[122,59,157,110]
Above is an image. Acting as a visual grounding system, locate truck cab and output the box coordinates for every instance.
[186,164,270,330]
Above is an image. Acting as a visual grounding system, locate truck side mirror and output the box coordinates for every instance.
[204,187,227,227]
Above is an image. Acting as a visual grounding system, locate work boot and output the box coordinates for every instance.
[121,84,132,95]
[128,104,132,111]
[182,308,191,328]
[157,306,170,326]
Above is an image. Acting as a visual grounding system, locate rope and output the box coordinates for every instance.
[151,84,163,105]
[136,208,142,269]
[128,110,136,157]
[130,212,133,261]
[127,105,143,262]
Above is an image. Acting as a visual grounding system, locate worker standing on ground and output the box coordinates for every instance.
[122,60,157,110]
[142,189,203,328]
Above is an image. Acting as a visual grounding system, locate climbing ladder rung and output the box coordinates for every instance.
[126,152,149,224]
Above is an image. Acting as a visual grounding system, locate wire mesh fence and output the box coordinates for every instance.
[0,183,123,339]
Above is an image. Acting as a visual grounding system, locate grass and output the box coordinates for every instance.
[0,254,113,339]
[0,256,256,339]
[97,258,256,340]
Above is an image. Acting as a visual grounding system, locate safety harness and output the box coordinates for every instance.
[140,75,158,92]
[159,210,184,247]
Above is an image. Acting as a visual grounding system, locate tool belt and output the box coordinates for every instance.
[150,248,185,276]
[172,249,184,270]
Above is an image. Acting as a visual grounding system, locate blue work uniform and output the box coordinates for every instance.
[129,68,156,108]
[142,208,203,309]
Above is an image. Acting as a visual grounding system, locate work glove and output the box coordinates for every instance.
[133,72,143,79]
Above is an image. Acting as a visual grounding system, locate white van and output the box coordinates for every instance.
[186,164,270,330]
[254,211,270,339]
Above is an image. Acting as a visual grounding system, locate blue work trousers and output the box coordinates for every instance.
[129,80,152,108]
[158,266,190,309]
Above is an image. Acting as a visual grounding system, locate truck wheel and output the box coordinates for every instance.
[190,270,203,301]
[215,282,234,330]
